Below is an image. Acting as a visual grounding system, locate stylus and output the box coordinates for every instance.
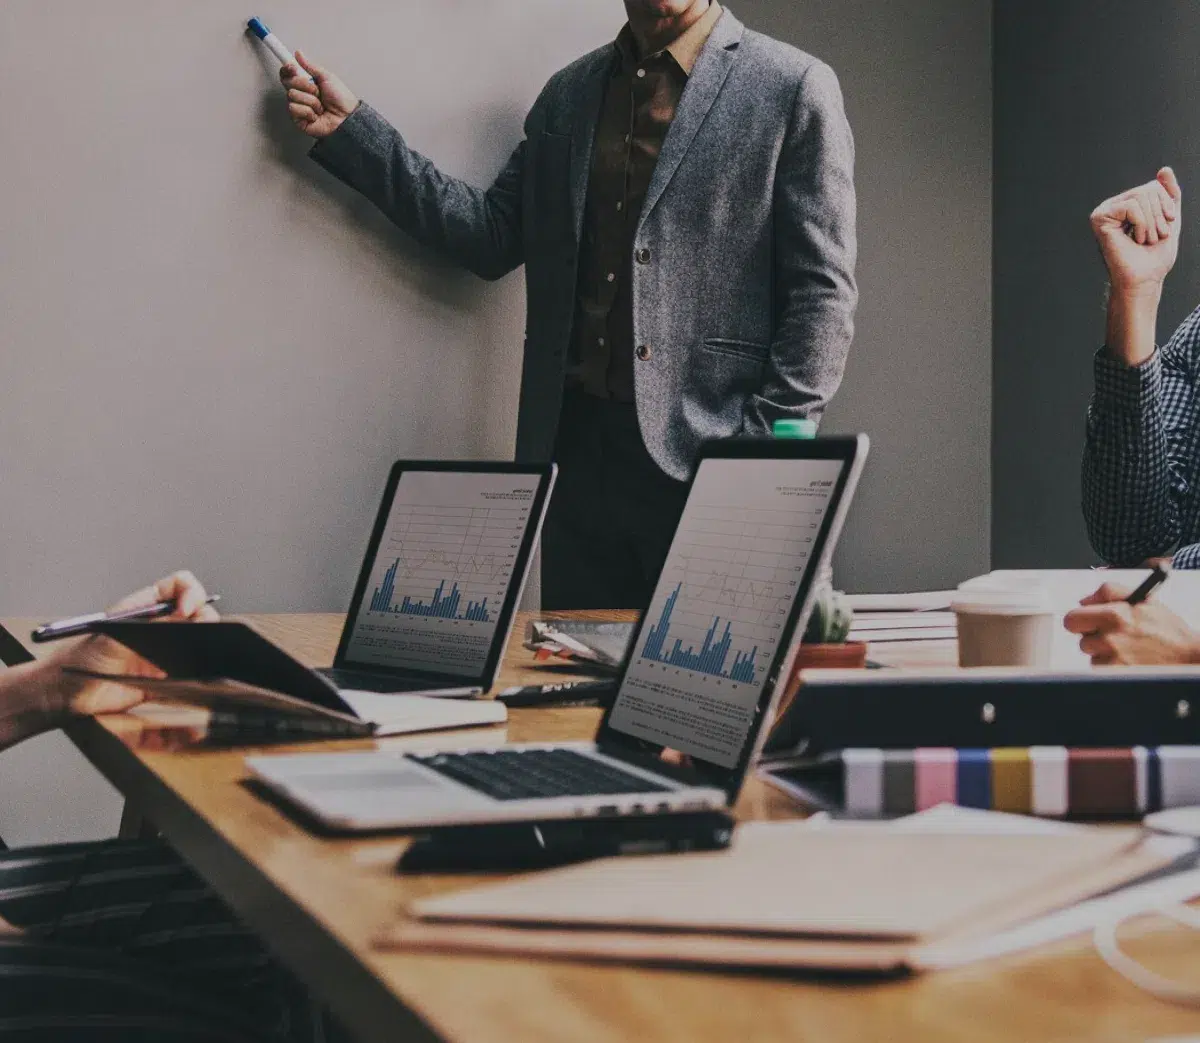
[1126,562,1172,606]
[31,596,222,644]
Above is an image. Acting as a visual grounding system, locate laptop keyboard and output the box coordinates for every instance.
[410,749,673,802]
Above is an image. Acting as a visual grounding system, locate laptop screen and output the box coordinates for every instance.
[337,465,553,682]
[603,449,857,773]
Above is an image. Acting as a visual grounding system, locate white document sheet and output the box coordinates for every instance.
[337,692,506,737]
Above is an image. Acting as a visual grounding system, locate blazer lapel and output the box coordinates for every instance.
[567,53,614,243]
[638,10,745,228]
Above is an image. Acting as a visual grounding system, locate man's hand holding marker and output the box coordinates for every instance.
[247,17,359,140]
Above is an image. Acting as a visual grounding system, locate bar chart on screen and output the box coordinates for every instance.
[345,471,541,674]
[610,457,846,767]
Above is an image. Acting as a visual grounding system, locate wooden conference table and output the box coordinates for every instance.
[3,612,1200,1043]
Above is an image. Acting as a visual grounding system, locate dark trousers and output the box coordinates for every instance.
[541,389,689,610]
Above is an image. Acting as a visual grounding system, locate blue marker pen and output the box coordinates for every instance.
[247,17,314,82]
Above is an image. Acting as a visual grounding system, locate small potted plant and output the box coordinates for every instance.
[794,585,867,669]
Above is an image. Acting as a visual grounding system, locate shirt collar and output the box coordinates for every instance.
[613,2,723,78]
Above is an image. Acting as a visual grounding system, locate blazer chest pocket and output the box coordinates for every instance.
[703,338,769,363]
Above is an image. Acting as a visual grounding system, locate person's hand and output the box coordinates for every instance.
[48,571,220,717]
[281,50,359,140]
[1063,581,1200,666]
[1091,168,1183,294]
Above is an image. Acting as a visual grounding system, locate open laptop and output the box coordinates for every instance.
[248,435,869,831]
[318,461,556,698]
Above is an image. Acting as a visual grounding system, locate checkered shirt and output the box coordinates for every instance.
[1083,303,1200,568]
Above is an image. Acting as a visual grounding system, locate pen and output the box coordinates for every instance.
[31,595,222,644]
[1126,562,1173,606]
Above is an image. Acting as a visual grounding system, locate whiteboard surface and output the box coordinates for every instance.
[0,1,616,616]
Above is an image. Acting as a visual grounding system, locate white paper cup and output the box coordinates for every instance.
[952,578,1056,668]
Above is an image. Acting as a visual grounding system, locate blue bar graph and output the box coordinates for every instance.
[369,560,491,622]
[641,583,758,682]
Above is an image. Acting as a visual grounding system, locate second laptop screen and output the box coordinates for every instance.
[607,455,846,768]
[343,470,541,678]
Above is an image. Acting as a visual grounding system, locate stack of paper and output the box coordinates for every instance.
[847,611,958,643]
[845,591,956,612]
[379,818,1188,973]
[842,591,957,644]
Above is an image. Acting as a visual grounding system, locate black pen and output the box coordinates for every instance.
[31,595,222,644]
[1126,563,1173,606]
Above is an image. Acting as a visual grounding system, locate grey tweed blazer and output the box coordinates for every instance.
[311,8,857,480]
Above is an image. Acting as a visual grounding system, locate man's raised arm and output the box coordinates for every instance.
[282,51,527,281]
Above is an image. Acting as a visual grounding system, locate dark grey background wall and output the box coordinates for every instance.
[0,0,991,843]
[742,0,993,592]
[994,0,1200,566]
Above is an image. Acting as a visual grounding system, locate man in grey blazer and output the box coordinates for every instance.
[282,1,857,609]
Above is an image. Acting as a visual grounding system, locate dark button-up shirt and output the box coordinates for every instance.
[568,4,722,401]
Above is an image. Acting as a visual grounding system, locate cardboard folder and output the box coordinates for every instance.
[378,823,1178,973]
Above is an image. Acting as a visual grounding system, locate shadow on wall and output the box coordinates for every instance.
[247,34,527,461]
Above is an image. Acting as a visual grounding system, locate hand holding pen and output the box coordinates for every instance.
[33,573,220,643]
[1063,562,1200,666]
[33,571,221,720]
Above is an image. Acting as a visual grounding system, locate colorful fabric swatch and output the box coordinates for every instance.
[834,746,1200,818]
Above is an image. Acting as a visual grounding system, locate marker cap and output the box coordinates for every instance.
[772,418,818,439]
[247,17,270,39]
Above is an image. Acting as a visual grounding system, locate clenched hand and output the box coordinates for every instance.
[281,50,360,140]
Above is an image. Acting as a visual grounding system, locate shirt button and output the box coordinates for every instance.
[616,201,623,212]
[636,247,651,264]
[637,69,647,79]
[636,345,652,361]
[598,337,606,347]
[606,272,616,283]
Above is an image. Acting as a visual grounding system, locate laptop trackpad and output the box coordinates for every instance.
[258,754,492,824]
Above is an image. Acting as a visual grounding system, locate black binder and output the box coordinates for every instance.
[765,669,1200,757]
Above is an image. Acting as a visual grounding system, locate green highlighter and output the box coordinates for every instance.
[772,418,818,439]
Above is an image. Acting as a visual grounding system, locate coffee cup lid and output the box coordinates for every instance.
[952,577,1054,616]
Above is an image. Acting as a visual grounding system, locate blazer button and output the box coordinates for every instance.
[635,247,652,265]
[636,344,652,361]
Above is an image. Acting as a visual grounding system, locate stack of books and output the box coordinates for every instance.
[761,746,1200,818]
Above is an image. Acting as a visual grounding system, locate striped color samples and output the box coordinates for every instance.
[840,747,1200,818]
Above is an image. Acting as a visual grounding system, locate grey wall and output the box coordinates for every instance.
[741,0,994,592]
[0,1,992,841]
[994,0,1200,567]
[0,0,618,844]
[0,1,616,620]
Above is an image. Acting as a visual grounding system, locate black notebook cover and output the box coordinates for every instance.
[86,622,370,734]
[766,668,1200,756]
